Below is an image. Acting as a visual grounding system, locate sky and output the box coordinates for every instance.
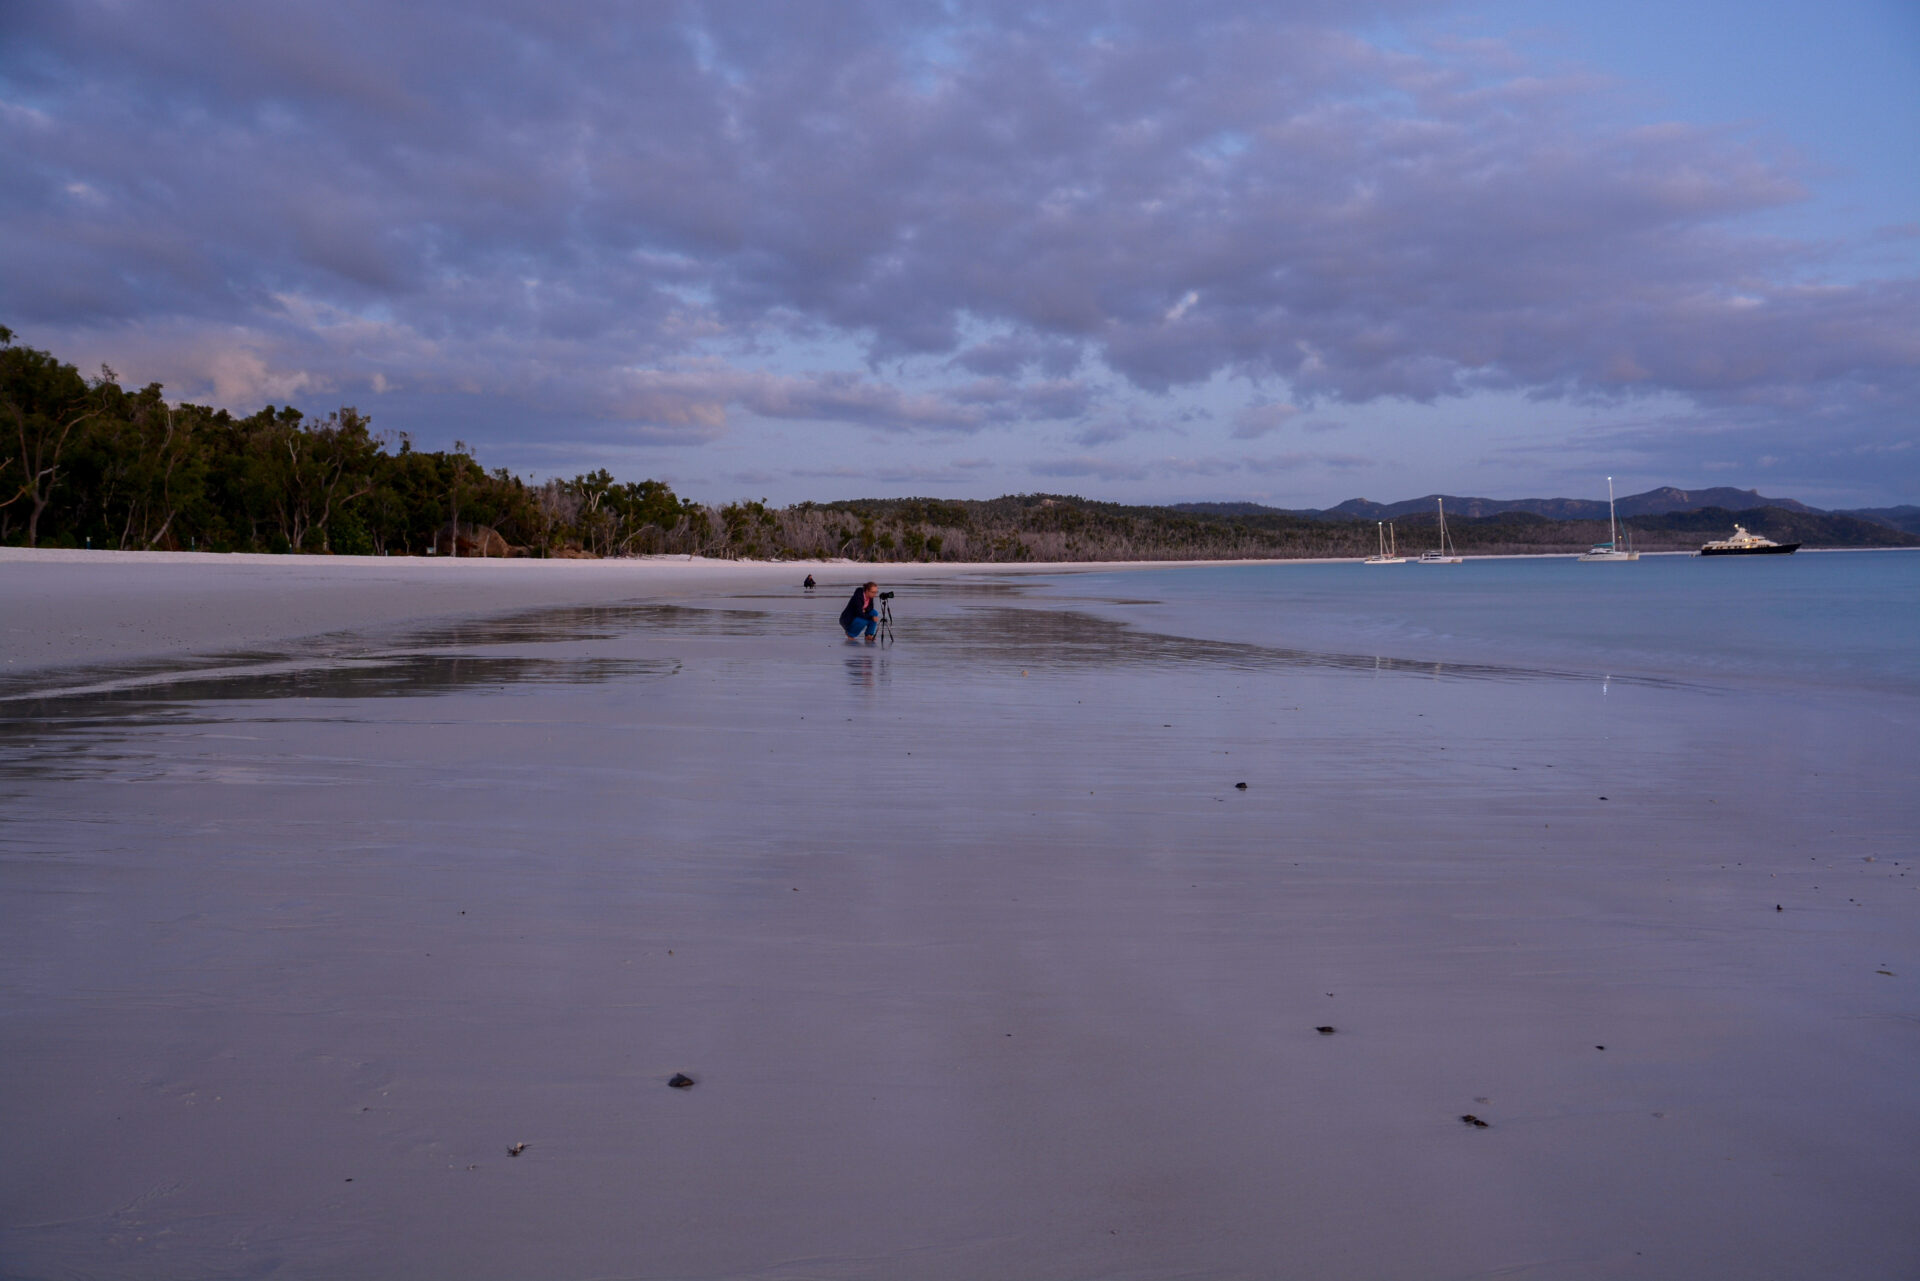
[3,0,1916,510]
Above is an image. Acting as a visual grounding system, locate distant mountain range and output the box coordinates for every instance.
[1176,488,1920,536]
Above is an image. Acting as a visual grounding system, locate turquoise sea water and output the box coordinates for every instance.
[1042,549,1920,696]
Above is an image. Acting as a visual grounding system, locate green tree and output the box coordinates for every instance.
[1,331,110,546]
[80,386,207,550]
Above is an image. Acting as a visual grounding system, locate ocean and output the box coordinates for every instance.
[1040,549,1920,695]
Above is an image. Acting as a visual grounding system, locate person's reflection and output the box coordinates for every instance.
[844,650,887,689]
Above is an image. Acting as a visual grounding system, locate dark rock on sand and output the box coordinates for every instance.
[668,1073,695,1089]
[432,521,519,558]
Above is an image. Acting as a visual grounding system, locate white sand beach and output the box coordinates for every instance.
[4,548,1348,675]
[0,548,1026,673]
[3,551,1916,1280]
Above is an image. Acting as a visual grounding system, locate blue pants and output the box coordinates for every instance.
[843,615,876,638]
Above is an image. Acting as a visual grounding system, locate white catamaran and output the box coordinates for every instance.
[1578,476,1639,561]
[1416,498,1463,563]
[1365,520,1405,564]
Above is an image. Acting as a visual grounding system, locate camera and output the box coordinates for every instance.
[878,591,894,600]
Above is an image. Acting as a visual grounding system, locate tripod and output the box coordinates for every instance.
[877,595,894,644]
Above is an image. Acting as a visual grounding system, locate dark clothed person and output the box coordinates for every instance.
[840,583,879,639]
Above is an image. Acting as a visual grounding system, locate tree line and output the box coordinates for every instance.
[8,329,1913,560]
[0,327,721,557]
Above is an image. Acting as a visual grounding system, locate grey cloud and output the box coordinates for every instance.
[608,366,994,435]
[1487,398,1903,506]
[1232,401,1301,439]
[948,376,1095,422]
[1070,402,1190,446]
[1241,451,1373,473]
[785,458,997,488]
[951,333,1084,379]
[1029,455,1156,482]
[1,0,1913,489]
[1031,450,1366,482]
[1072,421,1134,447]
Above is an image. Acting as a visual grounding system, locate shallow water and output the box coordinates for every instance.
[1044,549,1920,695]
[3,564,1917,1279]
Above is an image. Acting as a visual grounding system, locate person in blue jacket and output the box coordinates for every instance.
[839,581,879,640]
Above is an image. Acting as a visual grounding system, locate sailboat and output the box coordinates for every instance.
[1364,520,1406,564]
[1578,476,1640,561]
[1416,498,1463,563]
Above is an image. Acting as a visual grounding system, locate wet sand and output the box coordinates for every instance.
[2,553,1917,1279]
[0,548,1051,674]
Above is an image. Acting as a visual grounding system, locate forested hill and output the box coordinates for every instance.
[805,496,1917,560]
[1179,486,1819,522]
[1836,505,1920,536]
[1612,507,1920,548]
[5,330,1916,560]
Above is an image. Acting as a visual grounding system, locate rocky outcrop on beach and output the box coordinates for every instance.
[432,523,519,557]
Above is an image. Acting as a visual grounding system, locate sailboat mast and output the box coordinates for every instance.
[1607,475,1618,548]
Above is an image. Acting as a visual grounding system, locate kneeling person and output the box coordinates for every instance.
[840,581,880,640]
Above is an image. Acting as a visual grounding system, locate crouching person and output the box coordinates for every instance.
[840,581,879,641]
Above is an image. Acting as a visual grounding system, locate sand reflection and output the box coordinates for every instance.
[925,603,1684,687]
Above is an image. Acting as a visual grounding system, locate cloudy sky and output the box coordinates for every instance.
[3,1,1916,508]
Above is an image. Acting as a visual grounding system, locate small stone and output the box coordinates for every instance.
[668,1073,695,1089]
[1460,1114,1489,1128]
[507,1142,526,1157]
[1316,1026,1336,1035]
[1235,782,1248,790]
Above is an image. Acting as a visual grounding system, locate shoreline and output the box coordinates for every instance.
[0,547,1351,568]
[8,543,1914,568]
[7,544,1915,678]
[0,549,1318,676]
